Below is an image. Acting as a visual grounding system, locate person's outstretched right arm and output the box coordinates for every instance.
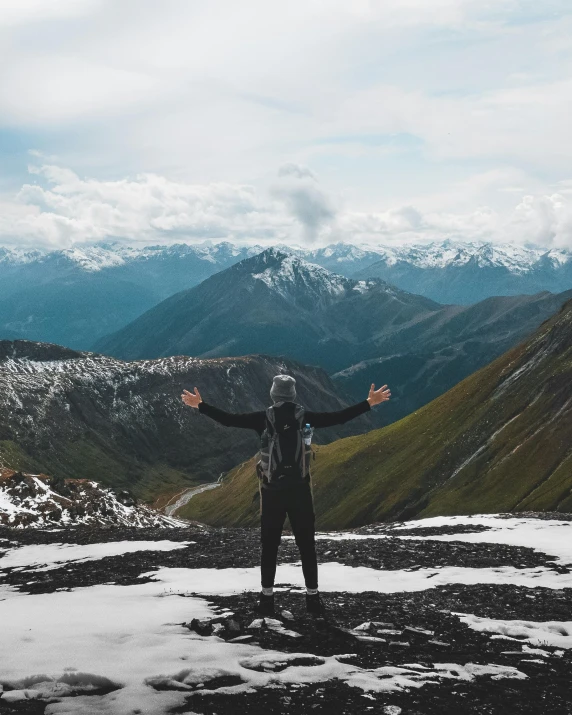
[181,387,265,432]
[305,383,391,428]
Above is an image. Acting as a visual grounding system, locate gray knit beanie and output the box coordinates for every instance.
[270,374,297,403]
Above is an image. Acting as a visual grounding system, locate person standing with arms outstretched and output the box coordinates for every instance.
[182,375,390,617]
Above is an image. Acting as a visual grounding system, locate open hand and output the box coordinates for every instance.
[181,387,203,408]
[367,383,391,407]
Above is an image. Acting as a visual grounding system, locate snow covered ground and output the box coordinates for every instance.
[1,515,571,714]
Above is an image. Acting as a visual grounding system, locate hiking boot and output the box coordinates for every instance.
[256,592,275,617]
[305,592,327,616]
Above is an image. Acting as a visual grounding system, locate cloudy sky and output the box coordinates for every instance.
[1,0,572,250]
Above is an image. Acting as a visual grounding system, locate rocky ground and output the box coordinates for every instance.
[1,516,572,714]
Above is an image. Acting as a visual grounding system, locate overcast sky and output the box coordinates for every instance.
[1,0,572,250]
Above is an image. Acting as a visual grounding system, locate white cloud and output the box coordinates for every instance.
[322,77,572,172]
[2,161,572,250]
[2,163,293,249]
[507,194,572,248]
[0,56,159,125]
[271,164,336,243]
[0,0,98,27]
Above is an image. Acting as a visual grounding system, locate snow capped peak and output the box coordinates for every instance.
[58,244,134,271]
[0,241,269,273]
[250,248,352,299]
[301,238,572,274]
[323,242,368,260]
[541,248,571,267]
[254,246,291,262]
[0,246,45,265]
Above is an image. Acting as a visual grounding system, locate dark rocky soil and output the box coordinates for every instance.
[1,522,568,596]
[1,517,572,714]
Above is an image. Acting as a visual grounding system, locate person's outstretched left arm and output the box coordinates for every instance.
[305,383,390,428]
[181,387,265,432]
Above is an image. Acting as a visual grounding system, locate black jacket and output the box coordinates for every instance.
[198,399,371,435]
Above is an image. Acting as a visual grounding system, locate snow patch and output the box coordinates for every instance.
[457,613,572,650]
[0,540,192,572]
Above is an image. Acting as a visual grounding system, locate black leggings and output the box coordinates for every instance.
[260,480,318,590]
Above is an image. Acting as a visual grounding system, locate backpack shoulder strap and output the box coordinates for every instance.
[291,403,305,476]
[265,405,276,428]
[263,405,281,475]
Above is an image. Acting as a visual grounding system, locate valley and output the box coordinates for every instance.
[0,341,372,504]
[181,295,572,527]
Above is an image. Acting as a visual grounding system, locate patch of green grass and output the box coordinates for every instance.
[1,435,199,505]
[0,440,45,474]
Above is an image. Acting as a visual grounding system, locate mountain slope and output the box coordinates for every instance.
[0,340,373,504]
[334,288,572,423]
[0,275,158,349]
[181,297,572,528]
[93,248,440,370]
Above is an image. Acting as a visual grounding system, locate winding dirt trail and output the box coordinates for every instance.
[164,475,223,517]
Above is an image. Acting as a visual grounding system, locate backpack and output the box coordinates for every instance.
[256,402,314,486]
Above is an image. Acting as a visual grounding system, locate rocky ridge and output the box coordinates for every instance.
[0,467,187,528]
[0,340,374,504]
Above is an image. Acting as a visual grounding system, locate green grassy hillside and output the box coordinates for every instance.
[180,299,572,529]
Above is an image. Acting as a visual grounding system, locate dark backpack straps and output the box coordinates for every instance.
[293,403,304,468]
[265,405,278,476]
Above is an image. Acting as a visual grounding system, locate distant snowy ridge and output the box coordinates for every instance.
[0,238,569,274]
[306,239,572,272]
[0,241,264,273]
[0,467,188,528]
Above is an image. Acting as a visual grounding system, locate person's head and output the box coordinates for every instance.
[270,374,297,403]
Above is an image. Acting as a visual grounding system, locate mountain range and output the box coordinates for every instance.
[95,248,572,424]
[0,340,374,503]
[181,295,572,528]
[351,239,572,304]
[1,238,572,349]
[0,242,262,349]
